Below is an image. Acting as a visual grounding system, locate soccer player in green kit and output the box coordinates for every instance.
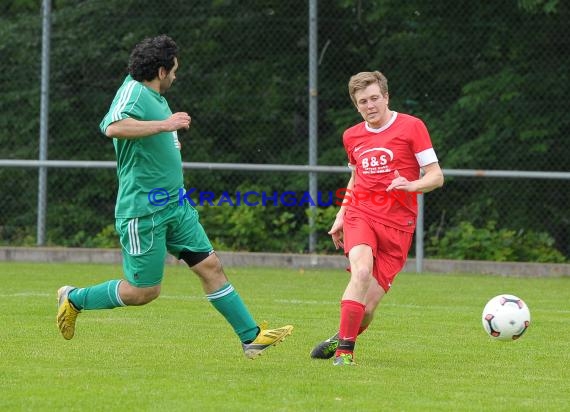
[56,35,293,359]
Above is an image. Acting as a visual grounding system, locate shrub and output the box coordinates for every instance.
[427,220,566,263]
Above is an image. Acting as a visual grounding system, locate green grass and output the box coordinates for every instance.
[0,262,569,411]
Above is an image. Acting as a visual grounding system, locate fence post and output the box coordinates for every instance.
[37,0,52,246]
[308,0,318,253]
[416,192,424,272]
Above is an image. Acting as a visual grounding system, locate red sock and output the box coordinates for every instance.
[336,300,366,356]
[358,324,369,336]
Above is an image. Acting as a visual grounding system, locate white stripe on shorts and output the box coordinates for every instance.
[128,218,141,255]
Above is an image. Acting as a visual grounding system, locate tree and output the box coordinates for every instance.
[0,0,567,258]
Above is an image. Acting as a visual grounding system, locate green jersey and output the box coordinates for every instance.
[100,75,183,218]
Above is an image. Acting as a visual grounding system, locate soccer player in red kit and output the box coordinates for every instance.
[310,71,444,366]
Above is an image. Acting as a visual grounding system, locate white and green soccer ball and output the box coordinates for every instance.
[482,294,531,341]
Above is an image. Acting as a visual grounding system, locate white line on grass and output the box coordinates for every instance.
[4,294,569,314]
[0,292,51,297]
[275,299,570,314]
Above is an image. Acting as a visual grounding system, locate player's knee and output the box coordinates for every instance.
[139,287,160,304]
[208,254,224,274]
[351,266,373,284]
[192,253,223,276]
[123,284,161,306]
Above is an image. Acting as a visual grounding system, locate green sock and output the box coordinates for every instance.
[68,280,125,310]
[207,283,258,343]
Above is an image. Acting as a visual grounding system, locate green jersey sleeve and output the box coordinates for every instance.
[99,75,145,134]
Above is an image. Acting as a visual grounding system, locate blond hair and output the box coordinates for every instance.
[348,71,389,106]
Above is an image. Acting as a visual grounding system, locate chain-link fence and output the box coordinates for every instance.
[1,0,569,262]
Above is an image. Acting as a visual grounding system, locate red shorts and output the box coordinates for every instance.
[343,210,414,292]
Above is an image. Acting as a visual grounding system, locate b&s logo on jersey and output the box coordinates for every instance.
[357,147,393,174]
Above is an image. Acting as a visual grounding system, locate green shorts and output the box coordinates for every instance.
[116,202,213,287]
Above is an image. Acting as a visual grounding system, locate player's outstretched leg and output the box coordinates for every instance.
[56,286,81,340]
[242,322,293,359]
[310,332,340,359]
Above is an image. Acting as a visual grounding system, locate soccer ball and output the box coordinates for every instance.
[481,294,530,341]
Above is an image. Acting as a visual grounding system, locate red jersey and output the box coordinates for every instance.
[342,112,438,233]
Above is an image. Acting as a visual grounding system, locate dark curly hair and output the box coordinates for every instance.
[127,35,178,82]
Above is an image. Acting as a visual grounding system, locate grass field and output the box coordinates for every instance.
[0,262,569,411]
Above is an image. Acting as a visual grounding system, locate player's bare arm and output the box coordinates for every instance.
[328,215,344,250]
[386,163,444,193]
[105,112,191,139]
[329,169,355,249]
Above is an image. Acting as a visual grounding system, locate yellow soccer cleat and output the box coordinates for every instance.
[242,322,293,359]
[57,286,80,340]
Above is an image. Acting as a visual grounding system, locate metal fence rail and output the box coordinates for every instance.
[3,160,569,179]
